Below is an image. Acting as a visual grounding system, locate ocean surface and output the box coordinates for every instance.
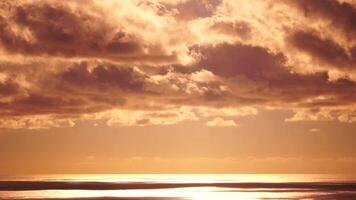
[0,174,356,200]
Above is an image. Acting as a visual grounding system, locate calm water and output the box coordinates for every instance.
[0,174,356,200]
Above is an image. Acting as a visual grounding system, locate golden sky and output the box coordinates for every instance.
[1,0,356,175]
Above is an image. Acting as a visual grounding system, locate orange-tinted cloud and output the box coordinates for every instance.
[0,0,356,129]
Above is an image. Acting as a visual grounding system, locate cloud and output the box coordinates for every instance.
[162,0,222,20]
[0,79,19,96]
[0,0,356,129]
[288,30,356,69]
[194,43,286,79]
[286,107,356,123]
[0,56,258,128]
[0,0,191,65]
[192,42,356,122]
[209,19,251,39]
[0,59,146,117]
[92,106,198,127]
[290,0,356,38]
[84,105,254,127]
[206,117,237,127]
[60,62,146,92]
[0,114,75,129]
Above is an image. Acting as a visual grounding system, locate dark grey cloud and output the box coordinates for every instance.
[192,43,356,106]
[288,30,356,69]
[0,61,149,117]
[60,63,146,92]
[0,80,19,96]
[291,0,356,39]
[0,1,176,64]
[194,43,286,79]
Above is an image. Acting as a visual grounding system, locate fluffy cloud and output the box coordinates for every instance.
[83,105,254,127]
[0,0,355,129]
[206,117,237,127]
[0,0,192,64]
[0,115,75,129]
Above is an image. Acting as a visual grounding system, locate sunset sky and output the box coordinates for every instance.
[1,0,356,175]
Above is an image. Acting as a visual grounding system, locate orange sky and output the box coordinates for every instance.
[1,0,356,175]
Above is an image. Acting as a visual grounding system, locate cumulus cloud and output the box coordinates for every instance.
[82,105,253,128]
[0,115,75,129]
[0,0,192,64]
[206,117,237,127]
[0,0,355,129]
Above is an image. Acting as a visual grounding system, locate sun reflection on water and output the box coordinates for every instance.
[0,174,355,200]
[0,187,307,200]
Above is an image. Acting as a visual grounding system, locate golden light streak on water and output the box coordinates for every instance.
[0,174,355,199]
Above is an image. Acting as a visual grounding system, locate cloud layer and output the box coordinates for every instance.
[0,0,356,129]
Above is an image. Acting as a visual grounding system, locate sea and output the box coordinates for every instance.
[0,174,356,200]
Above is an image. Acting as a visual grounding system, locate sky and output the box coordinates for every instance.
[1,0,356,175]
